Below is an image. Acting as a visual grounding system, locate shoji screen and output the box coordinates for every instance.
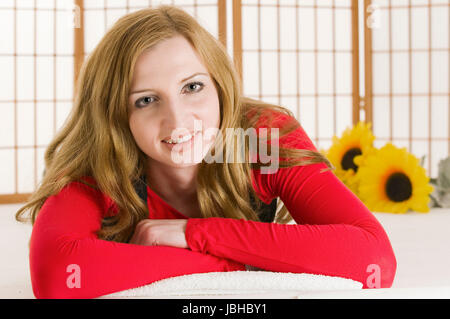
[2,0,448,204]
[365,0,449,177]
[0,0,227,203]
[82,0,226,65]
[236,0,356,152]
[0,0,75,203]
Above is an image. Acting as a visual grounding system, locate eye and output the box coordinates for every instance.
[135,96,157,108]
[183,81,205,94]
[133,81,205,109]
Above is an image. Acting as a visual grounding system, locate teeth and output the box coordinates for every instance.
[163,132,195,144]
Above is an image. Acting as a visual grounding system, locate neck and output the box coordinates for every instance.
[145,161,199,205]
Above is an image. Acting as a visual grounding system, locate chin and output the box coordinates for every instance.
[169,155,204,167]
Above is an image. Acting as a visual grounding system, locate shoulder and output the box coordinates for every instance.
[247,107,317,152]
[246,107,298,129]
[45,176,116,218]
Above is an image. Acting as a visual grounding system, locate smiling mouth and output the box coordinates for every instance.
[161,131,202,150]
[162,135,193,145]
[161,130,201,144]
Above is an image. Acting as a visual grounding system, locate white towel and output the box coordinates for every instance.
[98,270,363,298]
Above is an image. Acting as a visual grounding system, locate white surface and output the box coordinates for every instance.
[1,204,450,299]
[99,271,362,299]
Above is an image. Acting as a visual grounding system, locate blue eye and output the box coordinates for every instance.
[135,96,156,108]
[134,81,205,109]
[184,81,205,93]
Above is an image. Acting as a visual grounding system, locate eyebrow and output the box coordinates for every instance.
[129,72,209,95]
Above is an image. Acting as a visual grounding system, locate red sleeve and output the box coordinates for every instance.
[29,181,245,299]
[185,115,397,288]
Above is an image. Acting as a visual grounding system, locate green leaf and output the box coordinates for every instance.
[420,155,426,167]
[437,157,450,189]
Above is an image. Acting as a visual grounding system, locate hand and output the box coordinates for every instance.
[129,219,189,249]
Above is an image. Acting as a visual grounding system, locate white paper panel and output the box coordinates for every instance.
[392,52,409,95]
[432,51,448,93]
[197,5,218,37]
[318,96,334,139]
[260,52,279,96]
[37,146,46,186]
[336,96,353,135]
[106,9,128,30]
[242,51,260,96]
[260,6,277,50]
[432,5,449,48]
[372,53,390,94]
[298,96,316,139]
[411,96,429,139]
[106,0,128,8]
[0,150,15,194]
[56,57,73,100]
[317,8,333,51]
[84,0,105,9]
[0,57,14,101]
[411,51,429,94]
[17,148,34,193]
[0,9,14,54]
[16,0,34,9]
[56,102,73,130]
[84,10,106,53]
[391,8,409,51]
[56,10,74,54]
[372,96,390,137]
[16,56,34,101]
[36,9,54,55]
[279,6,297,51]
[36,56,54,100]
[298,7,315,50]
[411,7,429,50]
[242,5,258,51]
[371,6,389,51]
[129,0,152,6]
[431,96,449,138]
[0,103,15,148]
[431,140,449,177]
[0,0,14,8]
[411,140,429,171]
[335,8,351,51]
[16,102,34,147]
[317,52,333,94]
[392,96,410,139]
[299,52,316,95]
[335,52,352,94]
[36,102,54,146]
[17,9,34,55]
[279,52,297,96]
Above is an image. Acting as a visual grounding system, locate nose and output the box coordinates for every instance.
[160,97,191,135]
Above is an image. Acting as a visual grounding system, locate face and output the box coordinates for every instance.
[128,36,221,168]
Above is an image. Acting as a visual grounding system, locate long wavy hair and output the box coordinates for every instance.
[15,5,334,243]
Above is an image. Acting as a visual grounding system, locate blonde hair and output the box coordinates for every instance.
[15,5,334,243]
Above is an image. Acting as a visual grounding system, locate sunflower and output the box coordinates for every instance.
[321,121,376,196]
[354,143,434,213]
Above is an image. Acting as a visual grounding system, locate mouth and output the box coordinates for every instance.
[161,130,200,144]
[161,131,202,152]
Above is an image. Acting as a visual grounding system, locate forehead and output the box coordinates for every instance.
[132,36,207,80]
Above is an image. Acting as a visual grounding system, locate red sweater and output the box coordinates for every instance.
[29,113,396,298]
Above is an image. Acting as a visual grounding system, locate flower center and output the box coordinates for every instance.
[385,172,413,202]
[341,147,362,172]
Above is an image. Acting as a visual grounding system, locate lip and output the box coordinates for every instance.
[161,131,201,151]
[161,130,198,142]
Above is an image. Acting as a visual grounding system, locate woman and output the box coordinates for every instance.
[15,5,396,299]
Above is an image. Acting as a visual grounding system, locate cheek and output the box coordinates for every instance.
[200,94,221,128]
[129,116,158,150]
